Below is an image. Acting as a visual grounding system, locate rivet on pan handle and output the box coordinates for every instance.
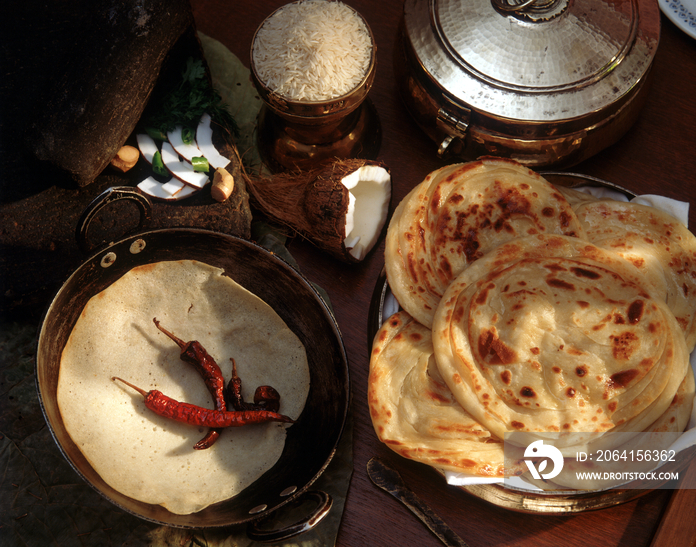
[76,186,152,254]
[246,490,333,543]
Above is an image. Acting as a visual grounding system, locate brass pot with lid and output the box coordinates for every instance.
[395,0,660,168]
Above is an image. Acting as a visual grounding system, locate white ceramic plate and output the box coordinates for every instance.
[660,0,696,39]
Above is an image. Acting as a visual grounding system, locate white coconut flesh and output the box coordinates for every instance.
[137,176,198,201]
[135,114,233,201]
[135,134,203,201]
[167,125,203,162]
[135,135,199,201]
[196,113,231,170]
[136,133,158,164]
[160,141,210,188]
[342,165,391,260]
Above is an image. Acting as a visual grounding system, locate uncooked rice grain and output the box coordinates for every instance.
[252,0,372,102]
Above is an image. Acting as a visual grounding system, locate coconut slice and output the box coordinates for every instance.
[160,141,210,188]
[167,125,202,163]
[196,113,231,170]
[137,176,199,201]
[341,164,391,261]
[136,133,159,164]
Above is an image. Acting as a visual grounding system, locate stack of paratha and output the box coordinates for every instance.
[369,157,696,485]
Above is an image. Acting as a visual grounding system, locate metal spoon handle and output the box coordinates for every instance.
[367,457,470,547]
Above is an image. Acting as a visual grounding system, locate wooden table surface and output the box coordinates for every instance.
[191,2,696,546]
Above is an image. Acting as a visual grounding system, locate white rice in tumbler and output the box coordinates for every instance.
[252,0,373,102]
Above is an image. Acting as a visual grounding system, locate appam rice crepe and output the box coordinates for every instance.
[384,157,585,328]
[57,260,310,514]
[431,234,689,454]
[574,199,696,352]
[368,310,526,476]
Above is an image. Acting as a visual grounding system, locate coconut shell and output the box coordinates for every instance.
[245,159,384,263]
[302,166,352,253]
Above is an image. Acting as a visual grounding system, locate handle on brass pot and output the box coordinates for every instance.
[246,490,333,543]
[76,186,152,254]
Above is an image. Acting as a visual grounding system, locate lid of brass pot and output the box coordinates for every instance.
[398,0,660,167]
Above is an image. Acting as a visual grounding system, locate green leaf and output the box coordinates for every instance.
[198,33,265,173]
[143,56,239,139]
[182,58,206,84]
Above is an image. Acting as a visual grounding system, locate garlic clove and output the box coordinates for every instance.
[110,145,139,172]
[341,165,392,260]
[196,113,231,170]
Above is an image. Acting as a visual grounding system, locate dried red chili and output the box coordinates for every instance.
[112,377,294,427]
[225,357,245,410]
[153,318,226,408]
[225,358,281,413]
[252,385,281,413]
[148,320,289,448]
[153,318,226,449]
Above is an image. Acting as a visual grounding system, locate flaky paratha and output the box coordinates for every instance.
[57,260,310,514]
[575,199,696,352]
[385,158,585,328]
[555,184,601,210]
[431,234,689,453]
[527,366,695,491]
[368,311,524,476]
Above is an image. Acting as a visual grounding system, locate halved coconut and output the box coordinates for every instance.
[137,176,199,201]
[244,159,392,263]
[196,113,231,170]
[161,141,210,188]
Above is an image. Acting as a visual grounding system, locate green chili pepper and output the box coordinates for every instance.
[152,151,168,177]
[182,127,195,145]
[191,156,209,173]
[145,127,167,141]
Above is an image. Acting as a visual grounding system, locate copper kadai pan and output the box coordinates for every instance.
[35,187,350,541]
